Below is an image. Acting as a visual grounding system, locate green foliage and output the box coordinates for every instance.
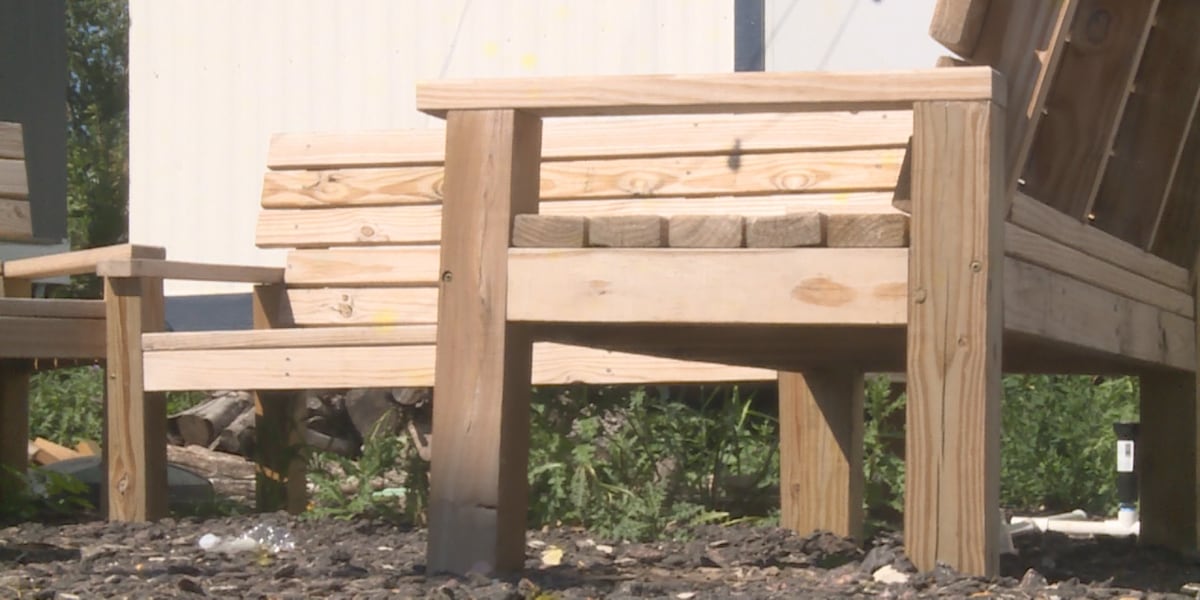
[527,385,777,541]
[0,466,94,525]
[862,376,905,521]
[1001,375,1137,514]
[307,416,427,523]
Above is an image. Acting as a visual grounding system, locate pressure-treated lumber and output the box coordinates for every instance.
[416,68,1004,117]
[512,215,587,248]
[587,215,666,248]
[0,122,23,159]
[826,213,909,247]
[251,284,307,514]
[280,287,439,327]
[0,360,30,502]
[428,110,542,575]
[103,276,167,521]
[0,199,32,240]
[667,215,744,248]
[285,247,440,286]
[508,249,908,326]
[929,0,992,58]
[266,112,913,170]
[1009,193,1189,292]
[541,193,900,219]
[142,325,439,351]
[906,100,1002,576]
[745,213,824,248]
[0,298,105,319]
[256,205,442,248]
[1138,371,1199,551]
[3,244,166,280]
[1005,224,1194,318]
[97,259,284,284]
[1024,0,1158,219]
[779,370,864,541]
[1093,0,1200,248]
[1004,258,1194,372]
[0,158,27,199]
[262,166,445,208]
[0,317,106,359]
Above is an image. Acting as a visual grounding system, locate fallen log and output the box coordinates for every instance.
[170,392,251,447]
[213,407,256,456]
[305,429,358,458]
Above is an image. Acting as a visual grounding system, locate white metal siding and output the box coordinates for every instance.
[765,0,944,71]
[130,0,734,295]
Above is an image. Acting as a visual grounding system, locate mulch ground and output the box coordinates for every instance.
[4,514,1200,599]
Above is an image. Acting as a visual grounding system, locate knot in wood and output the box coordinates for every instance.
[360,225,376,238]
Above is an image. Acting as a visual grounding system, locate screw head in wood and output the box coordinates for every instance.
[969,260,982,272]
[914,288,927,304]
[441,270,453,283]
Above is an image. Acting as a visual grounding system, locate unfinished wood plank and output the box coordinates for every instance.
[668,215,744,248]
[779,370,864,540]
[251,284,307,514]
[256,205,441,248]
[745,213,825,248]
[1006,224,1193,317]
[1011,192,1189,291]
[0,158,28,199]
[907,100,1002,576]
[97,259,285,283]
[32,437,79,464]
[512,215,587,248]
[508,248,908,325]
[0,299,105,319]
[262,166,444,208]
[542,193,901,218]
[529,342,774,384]
[282,287,438,327]
[0,198,32,240]
[1139,371,1199,551]
[826,213,909,247]
[4,244,166,280]
[929,0,992,58]
[266,112,913,170]
[0,360,31,500]
[970,0,1078,198]
[429,109,541,576]
[143,325,438,351]
[1023,0,1159,219]
[285,247,440,286]
[0,317,106,359]
[1091,0,1200,247]
[103,276,167,521]
[1004,258,1194,371]
[588,215,666,248]
[0,122,23,160]
[1151,104,1200,269]
[417,68,1003,117]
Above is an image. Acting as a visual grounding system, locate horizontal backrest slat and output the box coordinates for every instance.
[257,205,442,248]
[0,122,23,160]
[285,247,440,286]
[0,299,106,319]
[278,287,438,327]
[0,158,28,199]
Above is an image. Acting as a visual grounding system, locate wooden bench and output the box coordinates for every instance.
[91,112,915,521]
[0,120,168,509]
[414,0,1200,578]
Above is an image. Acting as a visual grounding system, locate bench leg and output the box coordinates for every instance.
[1139,372,1199,550]
[104,276,168,521]
[0,360,31,501]
[428,109,542,575]
[779,370,864,540]
[253,391,307,513]
[905,99,1004,576]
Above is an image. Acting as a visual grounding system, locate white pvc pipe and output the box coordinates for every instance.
[1008,509,1139,537]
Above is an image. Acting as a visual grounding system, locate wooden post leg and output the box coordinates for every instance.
[104,276,168,521]
[1139,371,1199,550]
[906,99,1004,576]
[779,370,865,540]
[251,283,307,513]
[428,109,542,575]
[0,277,33,500]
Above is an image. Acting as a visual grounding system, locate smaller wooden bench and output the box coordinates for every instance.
[91,112,918,521]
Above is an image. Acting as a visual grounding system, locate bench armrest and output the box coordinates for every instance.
[0,244,166,280]
[96,258,285,284]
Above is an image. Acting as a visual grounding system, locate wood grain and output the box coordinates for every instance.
[508,248,908,325]
[1023,0,1158,219]
[667,215,744,248]
[0,122,23,159]
[826,213,909,247]
[1092,0,1200,248]
[416,68,1003,117]
[281,287,439,327]
[745,213,824,248]
[1138,371,1199,551]
[0,317,106,359]
[251,284,307,514]
[1150,104,1200,269]
[0,279,31,497]
[0,198,32,240]
[143,325,438,351]
[512,215,587,248]
[0,299,105,319]
[929,0,992,58]
[779,370,864,540]
[428,110,541,575]
[256,205,442,248]
[97,259,284,284]
[907,100,1002,576]
[588,215,667,248]
[0,158,28,199]
[103,276,167,521]
[3,244,166,280]
[262,166,444,208]
[285,247,440,286]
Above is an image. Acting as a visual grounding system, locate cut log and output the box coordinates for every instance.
[170,392,252,447]
[668,215,745,248]
[31,437,79,465]
[345,388,402,439]
[391,387,432,407]
[305,428,359,458]
[214,407,256,456]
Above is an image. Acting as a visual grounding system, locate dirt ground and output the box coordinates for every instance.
[4,447,1200,598]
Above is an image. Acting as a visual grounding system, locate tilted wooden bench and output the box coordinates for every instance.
[91,113,915,521]
[0,120,169,508]
[415,0,1200,578]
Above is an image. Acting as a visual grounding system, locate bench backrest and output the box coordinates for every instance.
[0,122,32,241]
[256,112,913,328]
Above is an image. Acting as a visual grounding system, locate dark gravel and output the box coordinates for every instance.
[5,515,1200,598]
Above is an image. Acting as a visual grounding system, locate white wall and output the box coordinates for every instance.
[130,0,733,295]
[766,0,944,71]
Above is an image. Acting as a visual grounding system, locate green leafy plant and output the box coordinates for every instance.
[862,375,905,525]
[306,415,426,523]
[0,466,94,525]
